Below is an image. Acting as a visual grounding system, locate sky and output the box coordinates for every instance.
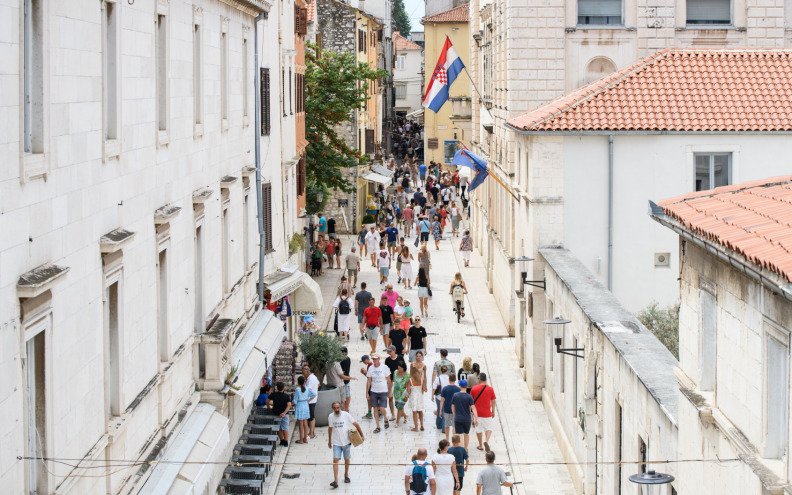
[403,0,426,33]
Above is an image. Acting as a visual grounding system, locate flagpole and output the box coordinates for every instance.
[462,66,495,123]
[455,142,518,200]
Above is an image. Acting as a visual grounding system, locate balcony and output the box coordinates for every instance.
[449,97,472,120]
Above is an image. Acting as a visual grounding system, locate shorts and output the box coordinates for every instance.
[366,326,380,340]
[381,323,391,335]
[454,420,472,434]
[333,444,352,459]
[420,173,426,180]
[420,232,429,242]
[370,391,388,408]
[344,383,351,399]
[357,313,365,324]
[387,241,396,248]
[380,267,389,278]
[461,251,471,261]
[457,476,464,490]
[443,412,454,427]
[347,268,357,276]
[276,415,290,431]
[476,416,495,433]
[409,348,424,362]
[308,403,316,421]
[338,384,347,403]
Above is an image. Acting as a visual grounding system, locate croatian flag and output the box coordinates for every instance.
[422,37,466,113]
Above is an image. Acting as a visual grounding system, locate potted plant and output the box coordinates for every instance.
[298,332,344,426]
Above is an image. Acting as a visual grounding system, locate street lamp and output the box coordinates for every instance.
[515,256,546,291]
[544,317,584,359]
[629,470,674,495]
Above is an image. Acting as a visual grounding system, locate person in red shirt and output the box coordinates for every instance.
[362,297,383,354]
[469,373,497,452]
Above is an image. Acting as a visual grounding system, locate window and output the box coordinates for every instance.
[765,323,789,459]
[295,7,307,35]
[221,28,228,127]
[615,401,623,495]
[358,30,365,53]
[638,436,647,473]
[23,0,45,155]
[262,183,274,253]
[156,13,168,136]
[395,84,406,100]
[365,129,375,154]
[443,140,458,164]
[699,286,716,390]
[687,0,731,25]
[297,156,306,195]
[221,191,230,294]
[396,54,406,69]
[194,217,204,333]
[157,245,169,362]
[242,38,248,121]
[695,153,731,191]
[193,22,203,128]
[289,67,293,115]
[243,194,249,269]
[577,0,622,25]
[103,260,122,417]
[282,68,286,117]
[260,68,271,135]
[102,0,119,144]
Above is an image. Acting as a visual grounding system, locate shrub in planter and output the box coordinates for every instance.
[362,214,375,225]
[299,332,345,426]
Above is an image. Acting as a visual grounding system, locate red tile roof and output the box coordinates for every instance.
[657,176,792,282]
[307,0,315,21]
[394,32,422,51]
[421,3,469,23]
[507,48,792,132]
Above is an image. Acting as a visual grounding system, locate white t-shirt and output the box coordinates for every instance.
[365,231,380,249]
[328,410,356,446]
[366,363,391,393]
[442,188,450,201]
[305,373,320,404]
[377,249,391,268]
[404,460,436,495]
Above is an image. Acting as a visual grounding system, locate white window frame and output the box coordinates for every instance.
[395,84,406,100]
[694,152,732,192]
[101,0,121,160]
[221,190,231,294]
[157,231,170,363]
[396,54,406,69]
[685,0,732,26]
[103,259,124,418]
[576,0,624,26]
[156,1,170,145]
[698,278,717,391]
[764,320,789,459]
[242,28,250,126]
[20,0,50,180]
[221,17,230,131]
[194,205,205,333]
[685,144,740,191]
[193,8,204,136]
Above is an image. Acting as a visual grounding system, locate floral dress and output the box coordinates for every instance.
[293,387,316,420]
[393,371,411,410]
[432,221,443,241]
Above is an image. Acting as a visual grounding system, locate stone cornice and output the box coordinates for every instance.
[218,0,271,16]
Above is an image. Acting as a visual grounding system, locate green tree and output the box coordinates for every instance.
[393,0,412,38]
[636,302,680,359]
[305,42,386,193]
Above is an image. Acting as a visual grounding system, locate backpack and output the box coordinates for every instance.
[338,297,351,315]
[409,461,428,493]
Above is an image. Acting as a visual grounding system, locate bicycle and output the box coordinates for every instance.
[454,299,463,323]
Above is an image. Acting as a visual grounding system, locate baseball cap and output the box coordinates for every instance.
[459,380,468,388]
[370,353,381,360]
[384,346,396,352]
[361,355,370,363]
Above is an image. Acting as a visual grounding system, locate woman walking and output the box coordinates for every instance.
[399,245,414,289]
[418,245,431,282]
[416,268,431,317]
[450,205,460,237]
[293,375,315,444]
[432,216,443,250]
[393,362,411,427]
[333,288,353,341]
[459,231,473,268]
[432,439,460,495]
[334,238,343,269]
[433,365,451,431]
[409,351,427,431]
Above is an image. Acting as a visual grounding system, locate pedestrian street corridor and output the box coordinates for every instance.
[267,231,576,495]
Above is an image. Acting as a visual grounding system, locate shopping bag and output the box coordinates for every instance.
[348,429,364,447]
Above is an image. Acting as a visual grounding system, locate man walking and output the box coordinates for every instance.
[355,282,372,341]
[450,380,477,451]
[328,401,364,489]
[432,349,456,384]
[385,345,406,420]
[265,382,293,446]
[439,374,461,440]
[470,373,497,452]
[379,295,395,348]
[366,226,381,266]
[325,358,357,413]
[405,447,436,495]
[345,246,360,288]
[476,451,513,494]
[340,347,352,411]
[363,297,383,354]
[365,353,392,433]
[302,365,320,439]
[459,231,473,267]
[406,317,427,362]
[378,241,391,286]
[386,222,399,256]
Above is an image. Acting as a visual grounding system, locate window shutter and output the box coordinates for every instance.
[365,129,375,154]
[297,157,306,195]
[378,29,383,42]
[262,182,273,252]
[294,7,300,33]
[260,68,270,135]
[577,0,622,17]
[686,0,730,23]
[299,8,308,35]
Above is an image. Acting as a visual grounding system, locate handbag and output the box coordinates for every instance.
[428,288,433,297]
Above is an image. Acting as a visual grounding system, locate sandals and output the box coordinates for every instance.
[384,420,390,429]
[345,477,351,483]
[373,428,381,433]
[330,481,338,489]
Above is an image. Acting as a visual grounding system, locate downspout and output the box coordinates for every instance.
[255,12,266,304]
[608,134,614,291]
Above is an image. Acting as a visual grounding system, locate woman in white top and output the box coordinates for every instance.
[332,288,353,341]
[432,439,459,495]
[399,245,414,289]
[432,365,451,431]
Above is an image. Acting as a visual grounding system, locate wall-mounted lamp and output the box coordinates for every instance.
[544,317,584,359]
[629,470,674,495]
[515,256,546,291]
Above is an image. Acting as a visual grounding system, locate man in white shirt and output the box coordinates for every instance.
[365,226,381,267]
[302,365,320,439]
[404,447,436,495]
[377,243,391,286]
[328,401,364,489]
[365,353,392,433]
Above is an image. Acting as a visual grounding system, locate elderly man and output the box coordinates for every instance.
[328,401,364,489]
[405,447,436,495]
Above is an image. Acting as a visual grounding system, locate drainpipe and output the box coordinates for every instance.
[255,12,266,304]
[607,135,614,291]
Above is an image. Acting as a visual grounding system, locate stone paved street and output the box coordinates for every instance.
[267,222,576,494]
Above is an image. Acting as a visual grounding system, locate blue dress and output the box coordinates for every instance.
[293,387,316,420]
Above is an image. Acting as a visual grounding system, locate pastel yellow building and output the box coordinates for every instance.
[422,3,471,167]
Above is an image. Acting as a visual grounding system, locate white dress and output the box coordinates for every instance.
[408,366,425,412]
[432,453,456,495]
[333,297,352,333]
[400,254,414,281]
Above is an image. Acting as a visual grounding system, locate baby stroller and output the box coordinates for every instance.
[310,256,322,276]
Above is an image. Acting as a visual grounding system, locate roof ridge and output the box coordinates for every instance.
[421,2,469,23]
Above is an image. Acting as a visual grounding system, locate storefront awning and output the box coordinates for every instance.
[371,164,394,178]
[235,309,287,407]
[291,274,323,316]
[361,171,391,185]
[407,108,424,119]
[262,270,304,300]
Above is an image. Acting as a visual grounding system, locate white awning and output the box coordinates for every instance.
[262,270,304,300]
[361,171,391,185]
[371,164,395,178]
[407,108,424,119]
[292,274,323,316]
[140,403,230,495]
[234,309,287,408]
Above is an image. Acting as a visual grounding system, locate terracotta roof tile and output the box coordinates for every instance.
[507,49,792,132]
[307,0,315,21]
[394,32,422,51]
[421,3,469,23]
[658,175,792,282]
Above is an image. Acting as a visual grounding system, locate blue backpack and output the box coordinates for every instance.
[410,461,428,493]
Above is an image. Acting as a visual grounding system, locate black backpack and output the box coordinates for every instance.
[338,297,351,315]
[409,461,428,493]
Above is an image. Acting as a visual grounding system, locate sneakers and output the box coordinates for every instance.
[364,412,373,419]
[280,440,289,447]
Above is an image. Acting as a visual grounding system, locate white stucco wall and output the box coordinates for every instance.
[394,48,423,115]
[562,133,792,312]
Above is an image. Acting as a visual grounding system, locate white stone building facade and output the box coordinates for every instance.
[394,33,424,117]
[0,0,310,493]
